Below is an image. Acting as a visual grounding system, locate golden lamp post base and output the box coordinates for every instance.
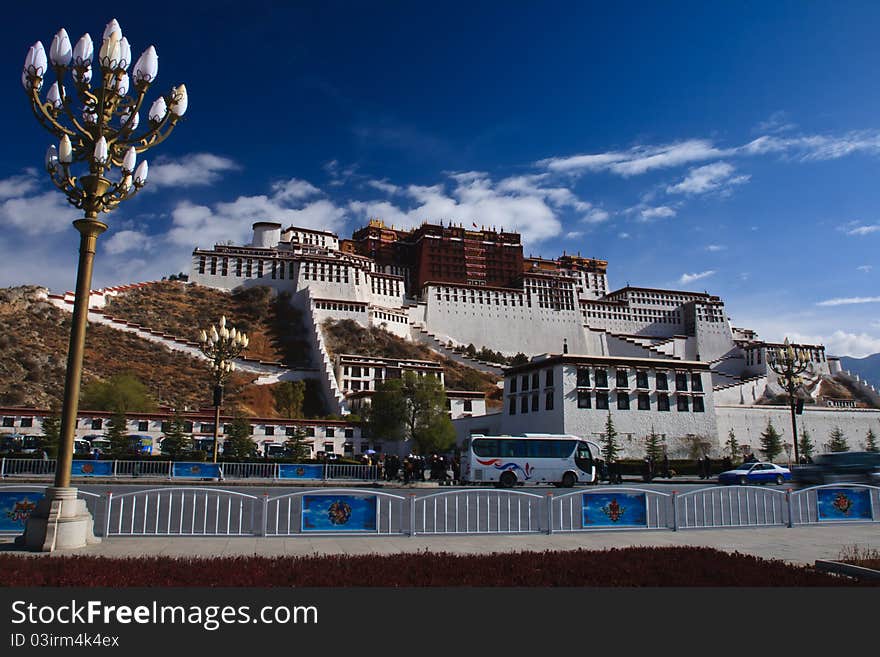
[17,487,100,552]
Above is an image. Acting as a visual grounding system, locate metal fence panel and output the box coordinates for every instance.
[413,489,544,535]
[106,487,259,536]
[675,485,788,529]
[1,459,57,477]
[324,464,378,481]
[220,462,277,480]
[790,484,880,525]
[114,460,172,478]
[266,489,406,536]
[551,488,672,532]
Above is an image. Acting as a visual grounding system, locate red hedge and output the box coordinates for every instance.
[0,547,873,587]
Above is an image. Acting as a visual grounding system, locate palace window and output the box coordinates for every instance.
[521,396,528,414]
[595,369,608,388]
[658,394,670,412]
[596,392,609,410]
[636,371,649,389]
[693,396,705,413]
[677,395,689,412]
[617,392,630,410]
[616,369,629,388]
[531,394,539,412]
[545,392,554,411]
[638,393,650,411]
[675,373,688,391]
[656,372,668,390]
[576,368,590,387]
[577,390,591,408]
[691,373,703,392]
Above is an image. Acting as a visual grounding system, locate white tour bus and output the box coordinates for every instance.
[460,433,600,488]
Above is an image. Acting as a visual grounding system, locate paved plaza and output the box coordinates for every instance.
[3,523,878,566]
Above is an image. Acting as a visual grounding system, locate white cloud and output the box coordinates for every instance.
[816,296,880,307]
[271,179,321,202]
[618,232,631,239]
[538,130,880,180]
[755,111,797,134]
[564,231,583,239]
[666,161,750,195]
[679,270,716,284]
[147,153,239,188]
[103,230,150,255]
[845,224,880,236]
[706,244,726,252]
[582,208,610,224]
[366,179,401,195]
[540,139,727,177]
[787,330,880,358]
[0,172,39,201]
[0,190,82,235]
[639,205,676,221]
[857,265,873,273]
[348,172,565,243]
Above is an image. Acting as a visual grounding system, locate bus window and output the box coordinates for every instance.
[500,439,527,458]
[472,439,498,457]
[555,440,575,458]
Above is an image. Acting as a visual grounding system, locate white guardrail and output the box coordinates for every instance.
[1,484,877,538]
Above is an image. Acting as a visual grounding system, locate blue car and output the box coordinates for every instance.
[717,461,791,486]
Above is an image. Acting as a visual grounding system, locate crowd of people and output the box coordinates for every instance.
[358,452,461,484]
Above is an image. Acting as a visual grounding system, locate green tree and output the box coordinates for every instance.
[405,372,455,454]
[222,414,257,459]
[759,420,783,461]
[161,407,191,460]
[273,380,305,419]
[81,373,157,413]
[798,428,815,461]
[827,426,849,452]
[866,428,879,453]
[39,409,61,458]
[365,373,455,454]
[107,412,131,457]
[509,353,529,367]
[283,428,311,461]
[600,412,620,462]
[644,426,664,462]
[725,428,739,461]
[365,378,409,443]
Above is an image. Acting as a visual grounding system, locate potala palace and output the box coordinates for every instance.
[179,219,880,459]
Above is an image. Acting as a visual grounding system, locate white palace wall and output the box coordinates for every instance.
[715,405,880,454]
[421,286,589,355]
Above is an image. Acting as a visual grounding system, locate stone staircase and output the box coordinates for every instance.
[409,323,506,376]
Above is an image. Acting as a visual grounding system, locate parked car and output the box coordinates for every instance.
[792,451,880,486]
[717,461,791,485]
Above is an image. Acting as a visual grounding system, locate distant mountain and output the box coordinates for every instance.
[839,353,880,389]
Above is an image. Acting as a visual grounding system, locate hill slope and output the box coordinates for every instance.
[0,286,293,417]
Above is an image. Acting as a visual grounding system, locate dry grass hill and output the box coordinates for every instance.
[0,281,503,418]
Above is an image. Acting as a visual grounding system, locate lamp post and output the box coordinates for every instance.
[197,317,248,463]
[19,19,186,551]
[767,338,810,466]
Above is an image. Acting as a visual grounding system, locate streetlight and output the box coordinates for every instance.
[767,338,810,466]
[20,19,186,551]
[197,317,248,463]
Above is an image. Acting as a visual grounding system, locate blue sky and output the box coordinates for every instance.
[2,1,879,356]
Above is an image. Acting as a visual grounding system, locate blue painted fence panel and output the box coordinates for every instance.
[71,460,114,477]
[172,462,222,479]
[278,464,324,480]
